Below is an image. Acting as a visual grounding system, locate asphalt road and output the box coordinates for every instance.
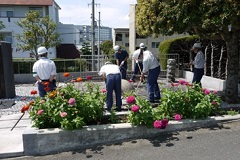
[7,119,240,160]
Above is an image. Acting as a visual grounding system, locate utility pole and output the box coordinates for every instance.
[98,11,100,71]
[91,0,95,71]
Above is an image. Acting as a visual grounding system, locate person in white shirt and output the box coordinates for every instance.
[130,43,145,82]
[32,46,57,97]
[99,61,122,111]
[139,50,161,103]
[190,43,205,85]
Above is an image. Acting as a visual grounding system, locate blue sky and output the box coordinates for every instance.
[55,0,137,28]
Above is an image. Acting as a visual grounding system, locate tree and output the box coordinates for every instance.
[136,0,240,102]
[101,40,113,55]
[15,11,62,59]
[81,42,91,57]
[0,21,5,40]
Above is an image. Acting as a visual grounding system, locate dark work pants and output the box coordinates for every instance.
[120,66,127,79]
[192,68,204,84]
[147,66,161,102]
[38,79,56,97]
[106,73,122,111]
[131,62,143,81]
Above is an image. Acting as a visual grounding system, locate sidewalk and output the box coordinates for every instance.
[0,113,31,158]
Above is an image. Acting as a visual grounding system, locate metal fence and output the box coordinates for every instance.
[13,53,180,78]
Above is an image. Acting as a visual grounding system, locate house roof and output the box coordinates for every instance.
[0,0,53,6]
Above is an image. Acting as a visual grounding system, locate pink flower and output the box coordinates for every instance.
[211,101,218,105]
[131,105,140,112]
[204,89,211,95]
[174,114,182,121]
[101,88,107,93]
[153,120,162,129]
[37,109,44,115]
[212,90,218,94]
[128,79,133,83]
[160,118,169,129]
[171,83,179,87]
[40,99,45,104]
[126,96,136,104]
[71,79,76,83]
[86,75,93,80]
[179,79,186,85]
[60,112,67,117]
[68,98,76,106]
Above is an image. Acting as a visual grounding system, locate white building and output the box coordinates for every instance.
[0,0,61,58]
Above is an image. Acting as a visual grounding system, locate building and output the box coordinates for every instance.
[112,28,129,51]
[0,0,60,58]
[76,25,112,46]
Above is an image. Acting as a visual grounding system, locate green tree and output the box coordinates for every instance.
[136,0,240,102]
[0,21,5,40]
[100,40,113,55]
[15,11,62,59]
[81,42,91,56]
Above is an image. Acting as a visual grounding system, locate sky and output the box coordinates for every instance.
[55,0,137,28]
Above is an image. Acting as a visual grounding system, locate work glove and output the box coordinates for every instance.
[120,61,124,67]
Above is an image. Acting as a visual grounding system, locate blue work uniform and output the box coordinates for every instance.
[115,50,129,79]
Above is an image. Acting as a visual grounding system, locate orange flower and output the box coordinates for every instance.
[49,90,57,98]
[21,105,30,113]
[43,82,50,87]
[28,100,35,106]
[76,77,82,82]
[63,72,70,77]
[30,90,37,95]
[44,87,51,92]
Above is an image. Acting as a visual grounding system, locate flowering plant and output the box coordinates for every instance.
[29,74,106,130]
[156,80,222,119]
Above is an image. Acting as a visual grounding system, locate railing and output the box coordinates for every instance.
[13,53,180,78]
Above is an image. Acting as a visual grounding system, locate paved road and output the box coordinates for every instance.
[7,119,240,160]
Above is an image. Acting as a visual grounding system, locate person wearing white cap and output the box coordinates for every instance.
[114,45,129,79]
[139,50,161,103]
[130,43,145,82]
[32,46,57,97]
[99,61,122,112]
[189,43,205,84]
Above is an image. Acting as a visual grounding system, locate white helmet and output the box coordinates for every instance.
[113,45,120,52]
[192,43,201,49]
[139,43,145,49]
[37,46,48,55]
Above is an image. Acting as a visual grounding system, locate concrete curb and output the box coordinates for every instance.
[22,114,240,156]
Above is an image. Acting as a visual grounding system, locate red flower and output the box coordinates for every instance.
[30,90,37,95]
[43,82,50,87]
[128,79,133,83]
[86,75,93,80]
[126,96,136,104]
[63,72,70,77]
[44,87,51,92]
[22,97,27,101]
[21,105,30,113]
[179,79,186,85]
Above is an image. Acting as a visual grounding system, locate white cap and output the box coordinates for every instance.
[37,46,48,55]
[113,45,120,52]
[192,43,201,49]
[105,61,112,65]
[139,43,145,49]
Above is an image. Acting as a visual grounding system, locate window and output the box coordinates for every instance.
[125,43,129,47]
[6,11,13,17]
[29,7,43,17]
[152,42,160,48]
[125,34,129,38]
[116,34,122,41]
